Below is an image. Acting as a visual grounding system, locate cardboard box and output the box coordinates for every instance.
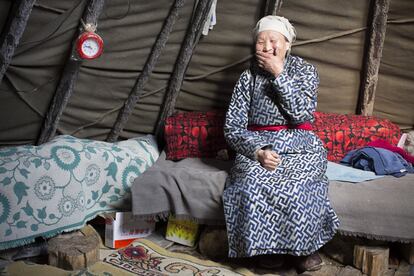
[104,212,155,249]
[165,216,199,247]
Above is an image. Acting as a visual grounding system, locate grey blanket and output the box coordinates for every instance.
[132,152,233,224]
[132,152,414,242]
[328,174,414,242]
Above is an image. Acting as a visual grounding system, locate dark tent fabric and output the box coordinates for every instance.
[0,0,412,146]
[375,0,414,129]
[280,0,369,115]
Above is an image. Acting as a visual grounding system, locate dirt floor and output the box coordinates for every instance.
[1,221,413,276]
[142,228,413,276]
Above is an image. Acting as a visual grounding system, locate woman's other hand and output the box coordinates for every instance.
[257,149,281,171]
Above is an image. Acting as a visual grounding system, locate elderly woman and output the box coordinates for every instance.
[223,16,340,272]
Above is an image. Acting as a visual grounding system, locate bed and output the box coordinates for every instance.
[132,151,414,243]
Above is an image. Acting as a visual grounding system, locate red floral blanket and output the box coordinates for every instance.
[164,111,401,162]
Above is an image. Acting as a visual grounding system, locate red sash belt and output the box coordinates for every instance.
[247,122,313,131]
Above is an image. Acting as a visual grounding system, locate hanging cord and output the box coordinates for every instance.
[80,18,97,32]
[34,3,65,14]
[19,0,84,47]
[0,76,58,94]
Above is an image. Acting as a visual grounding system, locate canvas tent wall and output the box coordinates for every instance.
[0,0,412,146]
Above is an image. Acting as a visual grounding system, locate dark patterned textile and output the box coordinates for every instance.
[223,56,339,258]
[163,110,401,163]
[313,112,401,162]
[164,111,229,160]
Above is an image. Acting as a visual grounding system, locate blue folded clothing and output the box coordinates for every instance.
[340,146,414,177]
[326,161,384,183]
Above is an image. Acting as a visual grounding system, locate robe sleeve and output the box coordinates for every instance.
[270,60,319,124]
[224,70,272,160]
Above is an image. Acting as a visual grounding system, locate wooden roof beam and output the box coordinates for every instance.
[357,0,390,116]
[265,0,283,15]
[37,0,105,145]
[106,0,186,142]
[0,0,36,85]
[155,0,215,139]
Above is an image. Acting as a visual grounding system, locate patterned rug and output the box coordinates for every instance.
[1,260,135,276]
[104,239,254,276]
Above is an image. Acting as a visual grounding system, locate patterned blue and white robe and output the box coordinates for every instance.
[223,55,340,258]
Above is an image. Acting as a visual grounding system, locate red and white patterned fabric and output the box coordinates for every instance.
[164,111,401,163]
[313,112,401,162]
[164,111,229,160]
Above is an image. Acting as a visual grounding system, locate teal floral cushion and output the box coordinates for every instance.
[0,135,159,250]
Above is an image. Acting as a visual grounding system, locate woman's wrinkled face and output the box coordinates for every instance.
[255,30,290,57]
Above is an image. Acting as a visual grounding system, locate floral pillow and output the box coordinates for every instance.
[0,135,160,250]
[164,111,230,160]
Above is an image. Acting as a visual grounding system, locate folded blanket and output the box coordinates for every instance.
[131,152,233,224]
[329,174,414,242]
[326,161,383,183]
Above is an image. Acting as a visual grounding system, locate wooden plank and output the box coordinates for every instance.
[357,0,391,116]
[106,0,186,142]
[366,250,389,276]
[154,0,215,139]
[37,0,105,145]
[354,245,389,276]
[0,0,36,85]
[354,245,368,269]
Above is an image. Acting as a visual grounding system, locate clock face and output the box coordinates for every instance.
[81,39,99,57]
[76,32,103,60]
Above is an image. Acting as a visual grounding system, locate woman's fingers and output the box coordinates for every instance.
[264,151,279,160]
[263,160,277,167]
[270,151,279,157]
[261,151,282,170]
[264,160,281,168]
[264,162,278,171]
[256,51,272,62]
[257,150,283,170]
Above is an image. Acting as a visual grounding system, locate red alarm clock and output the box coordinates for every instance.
[76,32,104,60]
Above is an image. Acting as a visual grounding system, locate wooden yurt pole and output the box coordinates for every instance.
[155,0,215,139]
[0,0,36,85]
[106,0,186,142]
[357,0,390,116]
[37,0,105,145]
[265,0,283,15]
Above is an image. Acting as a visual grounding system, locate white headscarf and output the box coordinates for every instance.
[253,15,296,44]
